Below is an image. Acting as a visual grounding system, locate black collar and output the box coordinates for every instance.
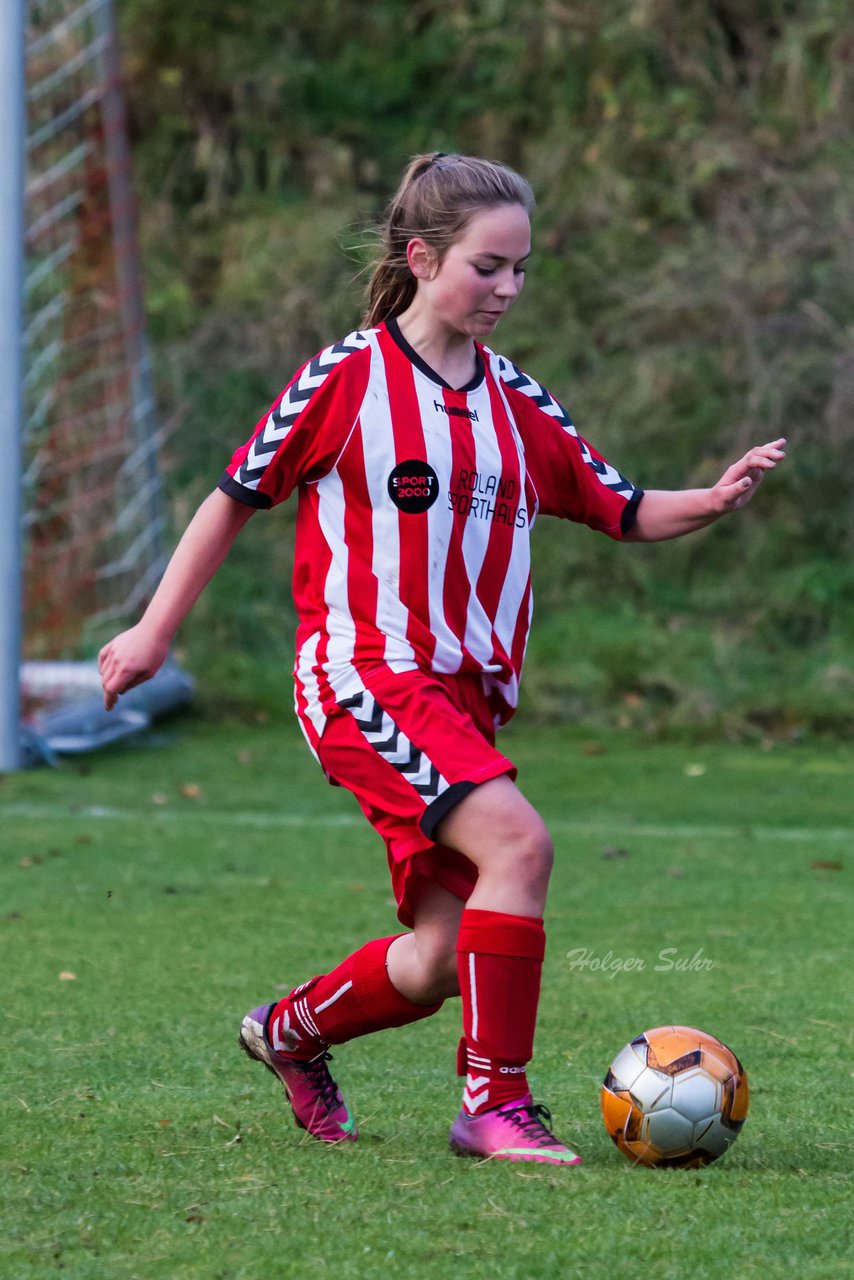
[386,315,484,393]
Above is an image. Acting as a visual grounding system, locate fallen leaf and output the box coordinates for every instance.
[180,783,203,799]
[59,971,77,981]
[810,860,843,872]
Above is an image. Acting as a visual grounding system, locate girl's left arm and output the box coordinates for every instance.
[624,438,787,542]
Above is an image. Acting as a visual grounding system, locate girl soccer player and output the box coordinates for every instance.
[99,153,785,1165]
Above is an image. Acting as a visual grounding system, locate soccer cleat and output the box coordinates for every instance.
[449,1094,582,1165]
[239,1003,358,1143]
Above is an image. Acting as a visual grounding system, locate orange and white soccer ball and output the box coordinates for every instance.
[601,1025,749,1168]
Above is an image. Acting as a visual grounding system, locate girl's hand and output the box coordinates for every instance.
[98,625,170,710]
[709,438,787,514]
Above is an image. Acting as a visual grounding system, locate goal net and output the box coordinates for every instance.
[16,0,190,761]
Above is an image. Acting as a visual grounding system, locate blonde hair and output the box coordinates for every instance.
[363,153,535,329]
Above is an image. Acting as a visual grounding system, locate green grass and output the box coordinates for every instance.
[2,715,852,1278]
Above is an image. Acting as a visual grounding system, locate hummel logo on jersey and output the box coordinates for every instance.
[434,400,479,422]
[387,459,440,513]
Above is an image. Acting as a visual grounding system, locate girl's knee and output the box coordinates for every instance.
[408,931,459,1002]
[437,776,554,889]
[481,813,554,888]
[512,838,553,896]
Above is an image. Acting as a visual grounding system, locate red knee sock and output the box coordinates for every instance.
[456,907,546,1114]
[268,936,442,1059]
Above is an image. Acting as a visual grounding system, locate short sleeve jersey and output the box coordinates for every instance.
[220,318,643,738]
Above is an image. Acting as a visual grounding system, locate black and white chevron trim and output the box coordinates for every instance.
[497,356,636,497]
[338,691,450,800]
[237,331,371,490]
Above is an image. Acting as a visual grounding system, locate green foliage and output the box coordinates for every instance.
[116,0,854,729]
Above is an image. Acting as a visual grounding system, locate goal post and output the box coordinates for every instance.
[2,0,192,771]
[0,0,25,772]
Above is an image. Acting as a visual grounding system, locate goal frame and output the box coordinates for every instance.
[0,0,25,771]
[3,0,186,771]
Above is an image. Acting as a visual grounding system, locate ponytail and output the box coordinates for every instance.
[362,153,534,329]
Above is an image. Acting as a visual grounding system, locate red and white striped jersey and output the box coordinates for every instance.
[220,318,642,739]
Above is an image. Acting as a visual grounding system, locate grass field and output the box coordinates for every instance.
[2,714,851,1279]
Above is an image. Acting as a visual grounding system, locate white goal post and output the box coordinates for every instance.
[0,1,25,771]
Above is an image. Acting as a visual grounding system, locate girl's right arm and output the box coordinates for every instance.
[98,488,256,709]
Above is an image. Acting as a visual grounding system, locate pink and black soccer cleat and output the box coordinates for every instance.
[449,1094,582,1165]
[239,1003,357,1143]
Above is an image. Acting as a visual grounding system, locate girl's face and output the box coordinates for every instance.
[409,202,531,340]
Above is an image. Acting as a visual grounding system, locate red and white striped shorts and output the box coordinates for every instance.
[306,667,516,927]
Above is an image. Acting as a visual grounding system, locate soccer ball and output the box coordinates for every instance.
[601,1025,749,1168]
